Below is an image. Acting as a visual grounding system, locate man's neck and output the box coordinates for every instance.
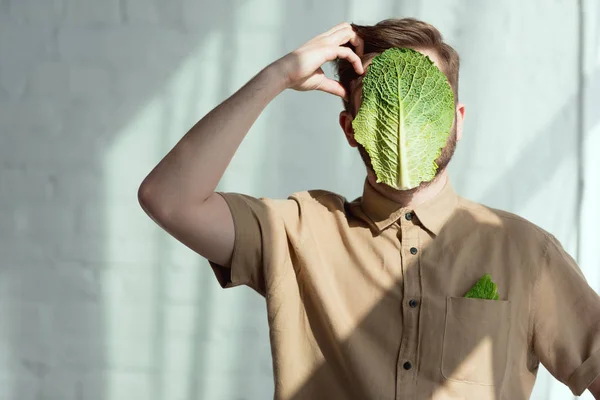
[366,170,450,209]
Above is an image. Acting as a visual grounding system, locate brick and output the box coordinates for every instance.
[0,167,56,204]
[51,304,105,340]
[8,0,64,26]
[68,64,113,102]
[78,201,157,238]
[24,61,70,98]
[161,338,196,373]
[0,202,77,240]
[0,374,40,400]
[0,131,105,171]
[94,159,162,204]
[63,0,121,26]
[0,236,53,265]
[162,303,201,339]
[57,26,192,67]
[160,373,189,400]
[0,99,65,138]
[57,27,133,65]
[53,303,155,341]
[0,303,53,342]
[0,167,102,223]
[39,370,80,400]
[82,371,153,400]
[100,269,159,306]
[122,0,182,27]
[58,233,161,265]
[226,31,288,86]
[0,18,57,97]
[0,165,102,213]
[196,368,274,400]
[55,335,152,369]
[165,240,207,270]
[223,0,284,31]
[0,265,101,304]
[49,168,104,204]
[163,261,208,304]
[0,336,56,379]
[180,0,233,32]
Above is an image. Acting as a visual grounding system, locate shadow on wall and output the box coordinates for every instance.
[0,1,238,399]
[275,0,354,196]
[1,0,595,399]
[477,67,600,225]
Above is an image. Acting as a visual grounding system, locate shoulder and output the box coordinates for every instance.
[287,189,348,212]
[456,197,554,249]
[221,189,348,220]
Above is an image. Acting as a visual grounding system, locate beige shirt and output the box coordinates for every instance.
[210,180,600,400]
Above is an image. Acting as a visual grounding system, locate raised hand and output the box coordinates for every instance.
[275,22,365,100]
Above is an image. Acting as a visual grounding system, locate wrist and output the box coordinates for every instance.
[265,58,292,90]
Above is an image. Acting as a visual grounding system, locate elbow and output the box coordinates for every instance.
[138,176,211,223]
[138,179,166,220]
[137,181,150,210]
[138,179,199,224]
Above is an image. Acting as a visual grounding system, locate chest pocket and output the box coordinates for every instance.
[441,297,511,386]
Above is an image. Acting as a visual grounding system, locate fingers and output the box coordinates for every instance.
[336,46,364,75]
[321,23,364,57]
[328,26,358,47]
[348,33,364,57]
[321,22,352,37]
[316,77,348,100]
[286,23,364,97]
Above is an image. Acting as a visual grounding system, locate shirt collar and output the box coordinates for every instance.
[355,177,459,235]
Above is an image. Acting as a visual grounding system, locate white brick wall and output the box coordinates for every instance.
[1,0,597,399]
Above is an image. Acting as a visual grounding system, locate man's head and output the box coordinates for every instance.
[335,18,465,191]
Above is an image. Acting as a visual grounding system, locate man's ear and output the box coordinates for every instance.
[455,103,466,142]
[339,111,358,147]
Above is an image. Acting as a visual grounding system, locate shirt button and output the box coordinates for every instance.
[410,247,418,255]
[409,299,418,308]
[403,361,412,370]
[405,212,413,221]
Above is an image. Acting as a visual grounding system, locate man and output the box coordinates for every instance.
[138,18,600,400]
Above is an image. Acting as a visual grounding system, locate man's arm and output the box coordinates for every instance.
[138,65,285,267]
[138,23,364,266]
[590,375,600,399]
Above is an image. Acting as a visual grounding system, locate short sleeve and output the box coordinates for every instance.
[208,192,300,296]
[531,234,600,396]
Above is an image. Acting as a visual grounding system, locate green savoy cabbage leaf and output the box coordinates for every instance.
[352,48,455,189]
[464,274,500,300]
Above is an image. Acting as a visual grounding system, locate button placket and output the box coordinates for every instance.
[395,213,421,399]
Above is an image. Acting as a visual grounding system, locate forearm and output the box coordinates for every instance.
[139,63,287,209]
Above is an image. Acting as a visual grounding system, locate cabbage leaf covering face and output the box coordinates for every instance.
[352,48,455,190]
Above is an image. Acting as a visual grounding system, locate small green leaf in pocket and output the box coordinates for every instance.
[464,273,499,300]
